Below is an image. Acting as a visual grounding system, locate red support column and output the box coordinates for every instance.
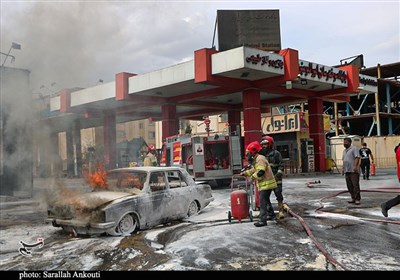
[242,88,262,153]
[308,97,326,172]
[162,104,178,141]
[104,114,116,170]
[228,110,241,135]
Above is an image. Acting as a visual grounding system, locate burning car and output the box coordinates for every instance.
[46,167,214,236]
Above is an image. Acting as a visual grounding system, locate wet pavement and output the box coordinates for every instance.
[0,169,399,271]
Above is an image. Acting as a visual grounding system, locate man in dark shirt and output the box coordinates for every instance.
[359,143,374,180]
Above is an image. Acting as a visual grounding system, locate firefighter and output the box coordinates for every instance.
[143,145,158,166]
[241,141,277,227]
[259,135,285,220]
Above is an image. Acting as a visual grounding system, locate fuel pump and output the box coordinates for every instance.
[301,138,315,172]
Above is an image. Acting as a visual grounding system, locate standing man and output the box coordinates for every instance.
[259,135,285,220]
[359,142,374,180]
[342,137,361,205]
[380,143,400,217]
[143,145,158,166]
[241,141,277,227]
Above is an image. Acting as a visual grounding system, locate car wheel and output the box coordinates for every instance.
[187,201,198,217]
[107,213,138,236]
[118,214,137,235]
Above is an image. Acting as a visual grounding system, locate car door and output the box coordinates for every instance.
[145,171,171,226]
[166,170,192,219]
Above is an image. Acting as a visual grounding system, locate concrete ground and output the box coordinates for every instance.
[0,169,399,271]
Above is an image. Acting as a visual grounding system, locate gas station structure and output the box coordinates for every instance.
[43,45,381,175]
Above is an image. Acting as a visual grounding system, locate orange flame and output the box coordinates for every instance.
[86,163,108,190]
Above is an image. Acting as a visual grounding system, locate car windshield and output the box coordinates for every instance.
[106,171,147,194]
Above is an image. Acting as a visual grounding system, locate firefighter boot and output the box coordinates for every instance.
[278,202,285,220]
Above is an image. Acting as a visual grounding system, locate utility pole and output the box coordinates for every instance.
[375,64,381,136]
[1,42,21,66]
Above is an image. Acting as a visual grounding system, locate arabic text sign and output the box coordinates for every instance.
[263,113,301,134]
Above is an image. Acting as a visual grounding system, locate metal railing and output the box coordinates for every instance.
[284,157,396,174]
[330,157,396,169]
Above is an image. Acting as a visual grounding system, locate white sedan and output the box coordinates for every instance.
[47,167,214,236]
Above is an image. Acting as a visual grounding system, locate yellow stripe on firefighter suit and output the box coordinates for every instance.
[244,154,277,191]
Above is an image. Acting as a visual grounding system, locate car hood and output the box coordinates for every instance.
[51,191,133,210]
[83,191,132,201]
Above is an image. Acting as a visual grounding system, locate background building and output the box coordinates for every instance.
[1,66,33,197]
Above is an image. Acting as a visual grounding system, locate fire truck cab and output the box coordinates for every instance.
[160,133,243,186]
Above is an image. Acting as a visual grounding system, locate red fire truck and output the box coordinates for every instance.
[160,133,243,186]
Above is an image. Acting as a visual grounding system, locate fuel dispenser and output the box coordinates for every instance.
[301,138,315,173]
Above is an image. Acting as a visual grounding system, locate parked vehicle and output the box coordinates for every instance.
[160,133,243,186]
[47,167,214,236]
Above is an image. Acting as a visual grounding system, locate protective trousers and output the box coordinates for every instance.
[266,182,285,219]
[259,189,274,224]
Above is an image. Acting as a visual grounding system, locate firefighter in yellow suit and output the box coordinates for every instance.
[143,145,158,167]
[241,141,277,227]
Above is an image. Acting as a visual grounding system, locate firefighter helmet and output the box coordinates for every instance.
[260,135,274,148]
[148,144,156,152]
[246,141,262,155]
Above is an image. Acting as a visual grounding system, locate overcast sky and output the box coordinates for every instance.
[1,0,399,94]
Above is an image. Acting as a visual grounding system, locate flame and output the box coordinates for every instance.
[46,170,110,221]
[86,163,108,190]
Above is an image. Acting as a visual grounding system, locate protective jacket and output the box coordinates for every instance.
[261,148,284,177]
[143,152,157,166]
[244,154,277,191]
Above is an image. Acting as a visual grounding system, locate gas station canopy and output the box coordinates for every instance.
[48,46,377,132]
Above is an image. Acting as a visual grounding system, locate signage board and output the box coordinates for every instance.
[217,10,281,52]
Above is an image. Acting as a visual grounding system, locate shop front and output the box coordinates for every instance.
[262,111,331,173]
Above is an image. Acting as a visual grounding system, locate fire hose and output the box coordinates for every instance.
[316,187,400,225]
[281,187,400,270]
[282,203,347,271]
[188,185,399,270]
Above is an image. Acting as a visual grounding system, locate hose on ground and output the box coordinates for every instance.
[282,204,347,271]
[316,187,400,225]
[281,187,400,270]
[190,186,399,270]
